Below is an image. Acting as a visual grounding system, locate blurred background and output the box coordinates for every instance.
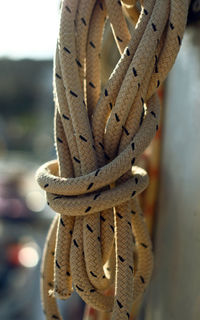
[0,1,200,320]
[0,1,85,319]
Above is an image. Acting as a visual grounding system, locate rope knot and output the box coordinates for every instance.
[36,0,189,318]
[37,161,149,217]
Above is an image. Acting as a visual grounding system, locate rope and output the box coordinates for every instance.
[36,1,189,319]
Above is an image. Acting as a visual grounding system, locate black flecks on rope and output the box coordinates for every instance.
[126,48,130,56]
[116,36,123,42]
[151,111,156,118]
[129,265,133,273]
[100,215,106,222]
[169,21,174,30]
[75,59,82,68]
[79,135,88,142]
[85,206,92,213]
[53,195,64,200]
[81,17,87,26]
[117,212,123,219]
[89,81,96,88]
[131,157,135,166]
[60,218,65,227]
[48,282,53,288]
[52,315,60,320]
[70,90,78,97]
[87,182,94,190]
[56,73,61,79]
[152,23,157,31]
[62,114,70,120]
[90,271,97,278]
[73,239,79,248]
[104,152,110,161]
[64,47,71,54]
[87,224,93,233]
[122,125,129,136]
[89,41,96,48]
[95,168,100,176]
[99,142,104,149]
[115,113,120,122]
[118,255,125,262]
[93,193,101,200]
[133,67,138,77]
[155,55,158,73]
[140,276,145,284]
[76,285,84,292]
[56,260,61,269]
[57,137,63,143]
[141,243,148,248]
[99,2,103,10]
[65,5,71,13]
[73,156,81,163]
[117,300,123,309]
[131,191,136,197]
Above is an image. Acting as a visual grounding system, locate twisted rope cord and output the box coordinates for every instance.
[36,1,189,319]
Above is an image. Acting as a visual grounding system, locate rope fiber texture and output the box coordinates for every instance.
[36,1,189,319]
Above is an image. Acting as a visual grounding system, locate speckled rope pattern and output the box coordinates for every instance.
[36,1,189,319]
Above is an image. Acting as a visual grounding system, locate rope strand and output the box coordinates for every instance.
[36,1,189,319]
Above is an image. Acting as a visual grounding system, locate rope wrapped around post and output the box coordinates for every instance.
[36,0,189,319]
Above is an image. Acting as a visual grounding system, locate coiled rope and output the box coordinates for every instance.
[36,0,189,319]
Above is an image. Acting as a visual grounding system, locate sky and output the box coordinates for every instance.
[0,0,60,60]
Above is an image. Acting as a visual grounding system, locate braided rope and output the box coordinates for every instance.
[36,1,189,319]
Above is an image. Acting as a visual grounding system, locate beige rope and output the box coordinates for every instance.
[36,0,189,319]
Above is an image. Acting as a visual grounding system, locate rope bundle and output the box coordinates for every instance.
[36,1,189,319]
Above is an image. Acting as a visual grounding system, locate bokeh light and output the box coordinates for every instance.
[25,191,46,212]
[18,243,40,268]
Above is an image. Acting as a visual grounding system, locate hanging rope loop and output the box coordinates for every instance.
[36,0,189,319]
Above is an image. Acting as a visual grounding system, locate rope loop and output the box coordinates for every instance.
[36,0,189,319]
